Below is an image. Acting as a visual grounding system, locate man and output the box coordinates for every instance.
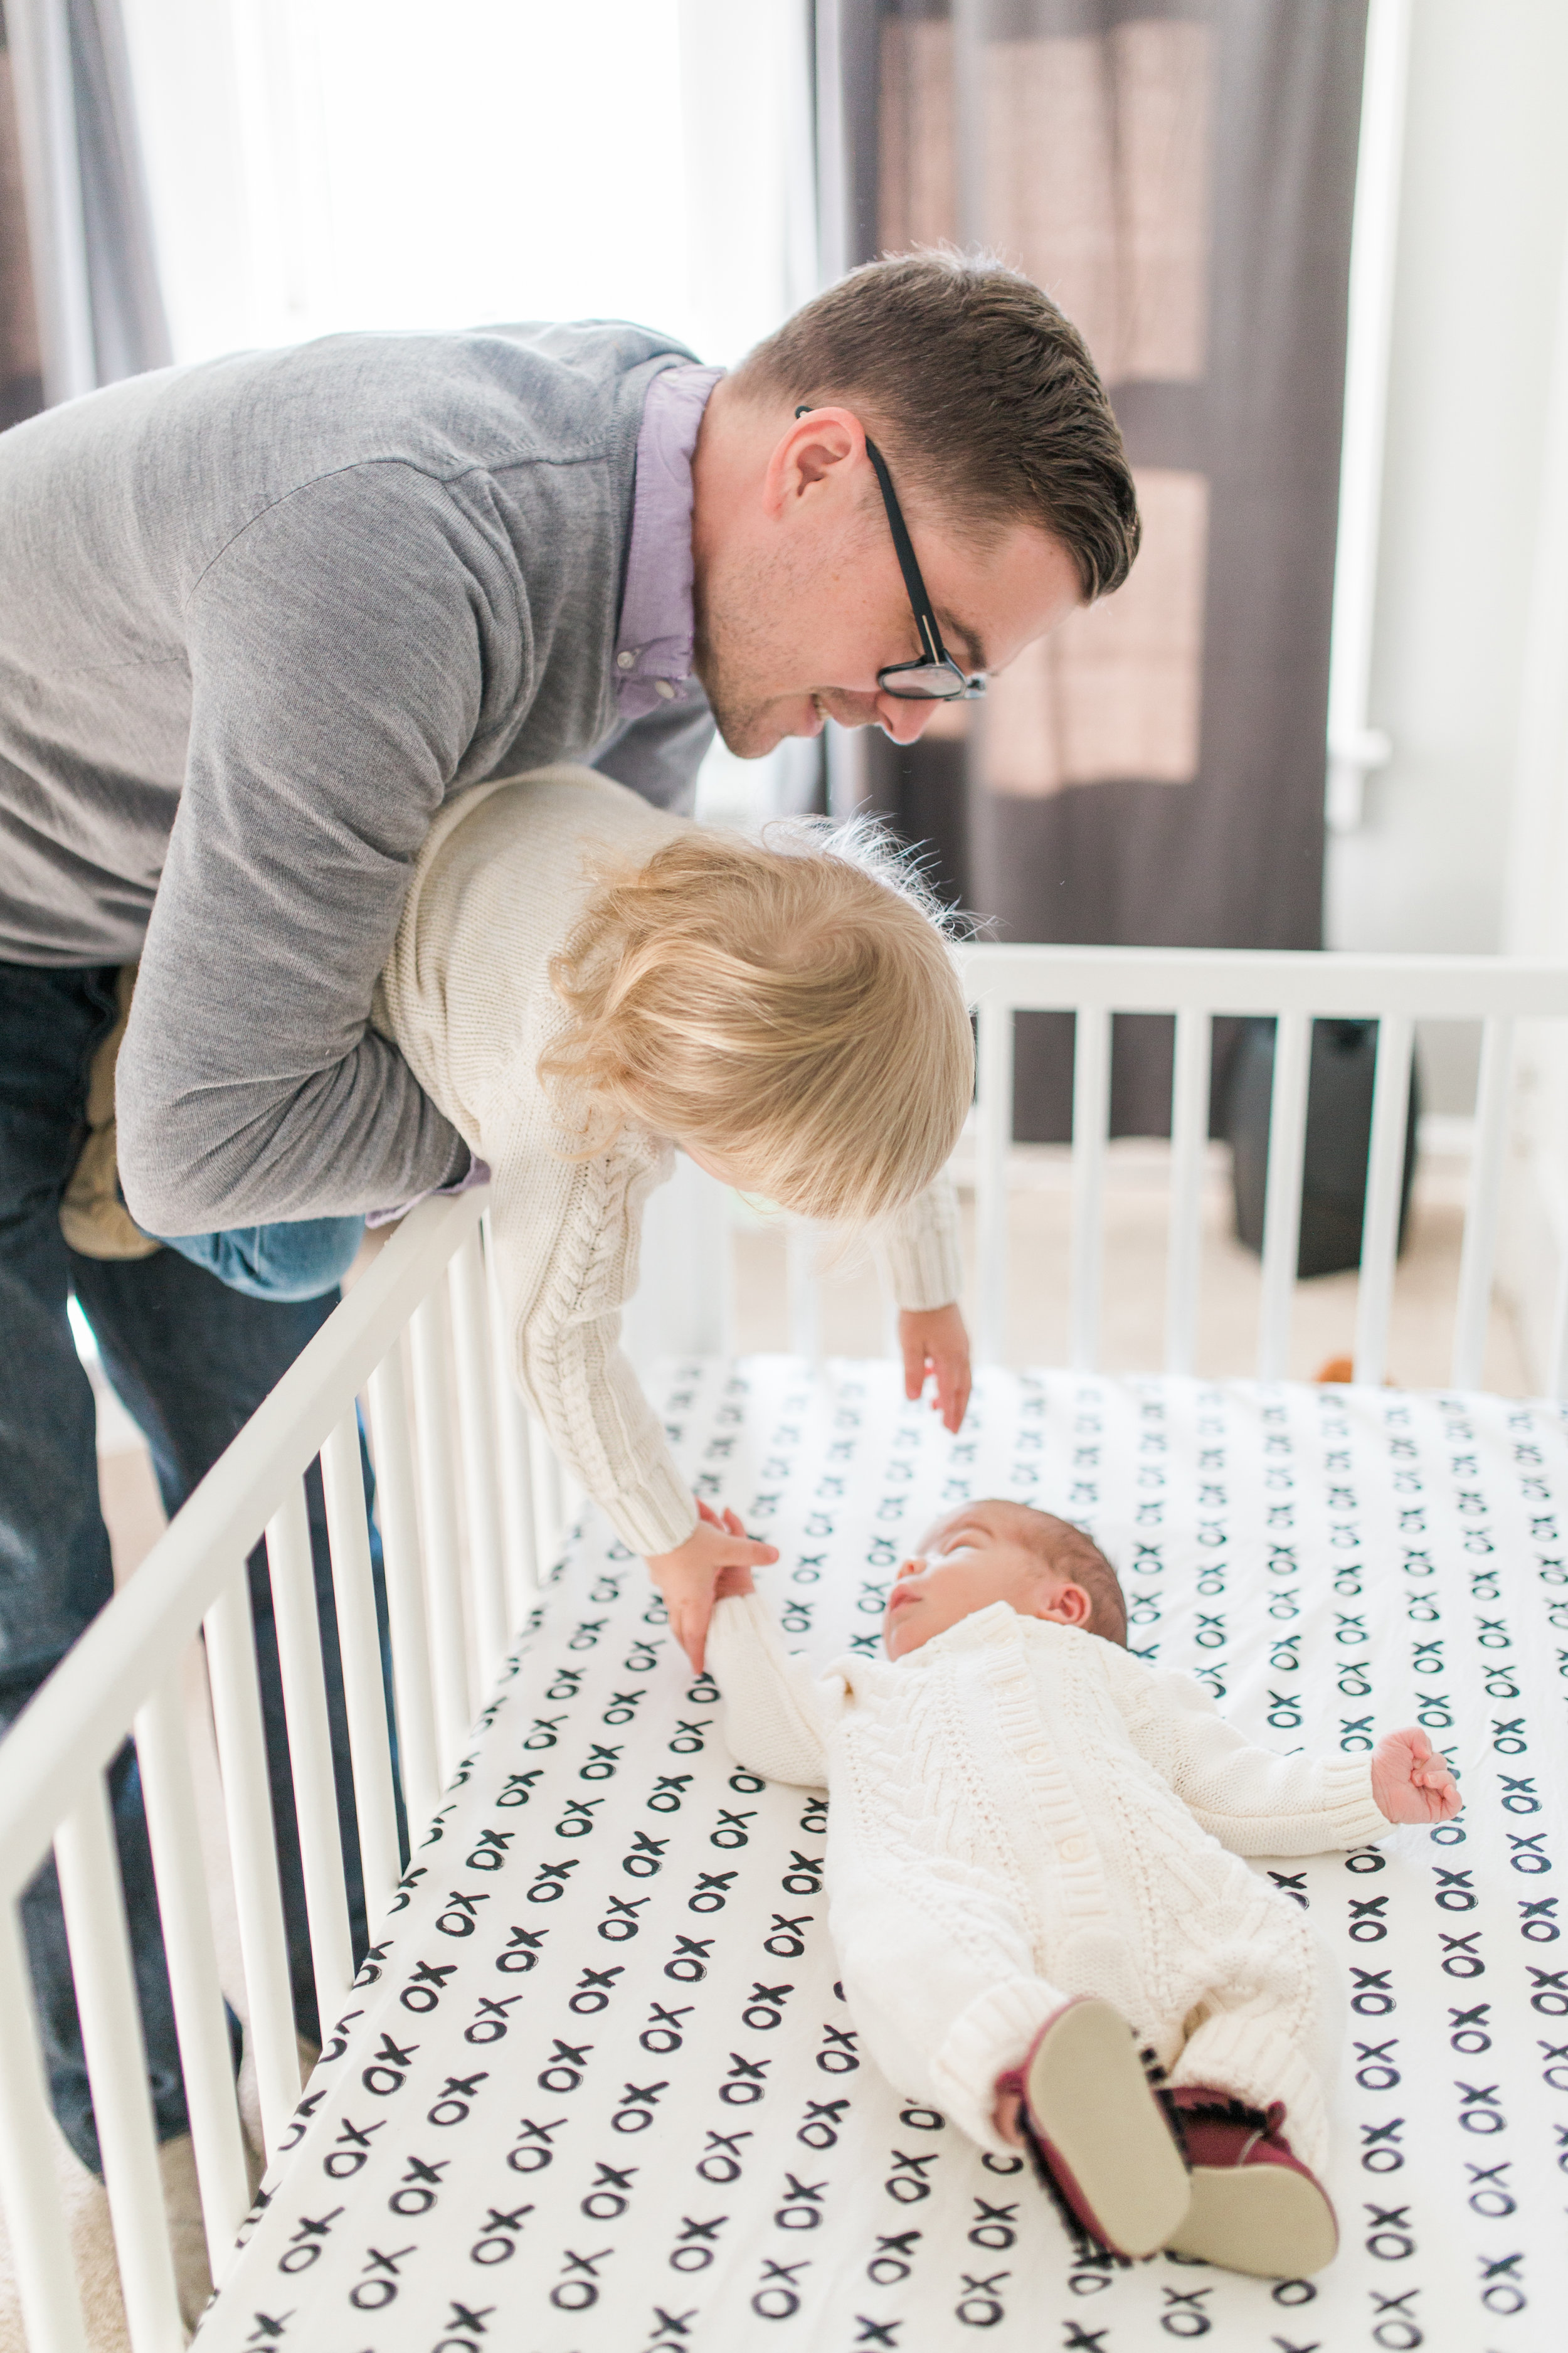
[0,249,1136,2271]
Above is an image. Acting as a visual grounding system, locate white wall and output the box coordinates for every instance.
[1324,0,1568,1112]
[1496,201,1568,1393]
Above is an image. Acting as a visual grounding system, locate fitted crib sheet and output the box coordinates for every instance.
[197,1361,1568,2353]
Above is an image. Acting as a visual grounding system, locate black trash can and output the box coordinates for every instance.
[1224,1018,1419,1278]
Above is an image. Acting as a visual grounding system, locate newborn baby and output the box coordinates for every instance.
[705,1497,1459,2278]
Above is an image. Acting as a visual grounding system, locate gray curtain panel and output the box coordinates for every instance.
[0,6,45,428]
[827,0,1367,1138]
[2,0,168,413]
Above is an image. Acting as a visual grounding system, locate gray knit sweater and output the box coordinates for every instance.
[0,321,713,1231]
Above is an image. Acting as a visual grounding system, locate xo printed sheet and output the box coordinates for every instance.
[197,1362,1568,2352]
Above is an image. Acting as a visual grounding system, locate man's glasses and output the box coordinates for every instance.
[796,406,987,703]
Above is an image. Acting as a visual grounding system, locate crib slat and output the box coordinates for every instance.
[448,1230,510,1692]
[202,1569,301,2163]
[320,1410,403,1920]
[265,1480,355,2027]
[974,996,1012,1366]
[54,1783,184,2353]
[1551,1257,1568,1405]
[484,1212,539,1612]
[366,1344,443,1837]
[1070,1004,1111,1373]
[0,1901,91,2353]
[409,1297,473,1778]
[787,1221,822,1366]
[1164,1007,1211,1376]
[134,1672,253,2279]
[532,1416,566,1569]
[1353,1014,1415,1388]
[1257,1010,1312,1380]
[1452,1016,1514,1389]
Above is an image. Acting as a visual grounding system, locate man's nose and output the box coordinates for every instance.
[876,694,939,746]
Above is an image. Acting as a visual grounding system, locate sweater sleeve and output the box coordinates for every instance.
[1115,1660,1391,1857]
[706,1593,832,1787]
[485,1113,697,1559]
[117,465,512,1233]
[874,1169,963,1312]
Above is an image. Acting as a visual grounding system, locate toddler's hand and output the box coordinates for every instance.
[647,1505,779,1673]
[899,1302,972,1433]
[1370,1726,1462,1824]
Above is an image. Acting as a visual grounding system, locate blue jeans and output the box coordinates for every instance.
[0,961,396,2172]
[159,1217,366,1302]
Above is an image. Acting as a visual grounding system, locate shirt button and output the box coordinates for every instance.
[654,678,676,700]
[1025,1745,1048,1764]
[616,650,637,670]
[1060,1837,1086,1862]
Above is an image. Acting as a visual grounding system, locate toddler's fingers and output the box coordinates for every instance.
[940,1355,972,1434]
[696,1499,722,1528]
[744,1539,780,1568]
[677,1596,710,1674]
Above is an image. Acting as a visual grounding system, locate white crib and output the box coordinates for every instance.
[3,943,1567,2353]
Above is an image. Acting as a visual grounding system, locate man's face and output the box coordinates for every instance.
[883,1500,1086,1660]
[691,400,1084,759]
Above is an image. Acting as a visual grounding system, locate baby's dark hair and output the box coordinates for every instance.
[1020,1510,1127,1647]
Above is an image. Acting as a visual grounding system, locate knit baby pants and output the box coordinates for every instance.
[830,1839,1334,2176]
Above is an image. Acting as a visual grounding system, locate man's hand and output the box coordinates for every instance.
[646,1503,779,1674]
[1370,1726,1463,1824]
[899,1302,972,1433]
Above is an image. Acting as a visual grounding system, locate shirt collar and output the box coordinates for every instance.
[613,361,724,719]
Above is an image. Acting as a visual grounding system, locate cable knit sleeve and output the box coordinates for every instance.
[706,1593,834,1787]
[874,1169,963,1311]
[485,1110,697,1559]
[1110,1657,1391,1857]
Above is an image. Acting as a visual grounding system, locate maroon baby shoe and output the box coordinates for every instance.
[997,1997,1190,2261]
[1165,2088,1338,2277]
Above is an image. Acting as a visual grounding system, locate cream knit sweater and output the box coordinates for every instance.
[373,767,963,1555]
[707,1591,1389,2166]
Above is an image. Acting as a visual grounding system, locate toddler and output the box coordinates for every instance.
[706,1497,1461,2278]
[365,767,972,1654]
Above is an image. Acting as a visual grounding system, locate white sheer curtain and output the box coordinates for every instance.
[117,0,813,371]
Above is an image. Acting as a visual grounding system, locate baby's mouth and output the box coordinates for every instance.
[887,1584,919,1612]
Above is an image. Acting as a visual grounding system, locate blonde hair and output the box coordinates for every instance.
[539,819,973,1227]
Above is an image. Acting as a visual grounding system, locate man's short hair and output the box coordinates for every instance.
[1024,1511,1128,1647]
[731,249,1140,600]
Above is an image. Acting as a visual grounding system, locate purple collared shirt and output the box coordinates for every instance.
[612,363,724,720]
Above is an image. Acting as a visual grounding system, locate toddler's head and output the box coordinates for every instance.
[884,1500,1126,1660]
[541,818,972,1226]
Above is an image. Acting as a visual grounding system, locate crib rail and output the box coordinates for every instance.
[0,1189,559,2353]
[953,945,1568,1394]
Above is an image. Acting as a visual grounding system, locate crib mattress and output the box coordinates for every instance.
[196,1361,1568,2352]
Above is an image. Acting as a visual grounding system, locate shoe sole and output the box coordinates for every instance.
[1024,1999,1190,2259]
[1166,2162,1339,2277]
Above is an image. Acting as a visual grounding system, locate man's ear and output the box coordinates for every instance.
[1029,1579,1092,1629]
[762,405,866,518]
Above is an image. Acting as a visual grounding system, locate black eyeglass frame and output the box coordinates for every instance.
[795,405,987,703]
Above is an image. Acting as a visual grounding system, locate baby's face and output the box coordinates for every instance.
[884,1501,1088,1660]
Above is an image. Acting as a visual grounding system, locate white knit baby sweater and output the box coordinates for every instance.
[373,766,963,1554]
[707,1591,1390,2160]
